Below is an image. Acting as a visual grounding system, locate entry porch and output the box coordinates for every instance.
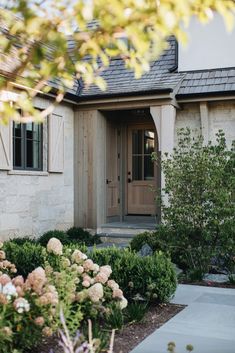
[74,103,176,231]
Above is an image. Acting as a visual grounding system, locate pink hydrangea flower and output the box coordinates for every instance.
[71,250,87,263]
[0,274,11,286]
[95,272,108,284]
[100,265,112,277]
[83,259,95,272]
[112,288,123,299]
[26,267,47,295]
[82,280,90,288]
[34,316,45,326]
[107,280,119,290]
[12,276,24,287]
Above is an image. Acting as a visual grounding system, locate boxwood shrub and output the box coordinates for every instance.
[3,240,176,303]
[67,227,102,246]
[38,230,70,246]
[3,241,46,278]
[90,247,177,303]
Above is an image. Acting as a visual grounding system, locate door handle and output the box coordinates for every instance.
[128,178,132,183]
[106,179,112,184]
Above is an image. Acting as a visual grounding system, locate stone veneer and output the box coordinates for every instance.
[0,97,74,241]
[175,101,235,148]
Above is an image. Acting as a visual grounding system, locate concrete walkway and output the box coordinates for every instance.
[130,284,235,353]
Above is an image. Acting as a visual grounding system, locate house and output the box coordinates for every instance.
[0,14,235,240]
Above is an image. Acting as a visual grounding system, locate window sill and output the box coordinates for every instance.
[8,170,49,176]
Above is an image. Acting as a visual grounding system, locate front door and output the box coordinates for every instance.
[127,125,156,215]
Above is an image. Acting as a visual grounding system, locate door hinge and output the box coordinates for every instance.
[118,153,120,159]
[118,198,120,204]
[118,175,120,181]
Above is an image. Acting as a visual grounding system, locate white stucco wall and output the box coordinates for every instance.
[0,97,74,241]
[179,14,235,72]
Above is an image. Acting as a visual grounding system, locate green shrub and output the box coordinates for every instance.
[38,230,70,246]
[152,129,235,279]
[130,231,157,252]
[3,241,46,278]
[67,227,101,246]
[90,247,177,303]
[8,237,36,245]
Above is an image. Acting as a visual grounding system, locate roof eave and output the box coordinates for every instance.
[76,87,173,102]
[176,90,235,101]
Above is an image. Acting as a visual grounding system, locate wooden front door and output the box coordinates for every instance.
[127,125,156,215]
[106,122,120,217]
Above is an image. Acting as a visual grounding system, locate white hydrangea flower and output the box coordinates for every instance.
[47,238,63,255]
[2,282,18,300]
[14,298,30,313]
[87,283,104,302]
[119,297,128,310]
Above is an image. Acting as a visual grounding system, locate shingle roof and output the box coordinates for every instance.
[176,68,235,97]
[79,36,184,98]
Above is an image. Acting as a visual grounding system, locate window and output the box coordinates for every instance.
[13,122,43,170]
[132,129,155,181]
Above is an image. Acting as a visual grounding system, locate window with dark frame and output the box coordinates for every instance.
[13,122,43,171]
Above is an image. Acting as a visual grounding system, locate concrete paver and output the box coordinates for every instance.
[130,284,235,353]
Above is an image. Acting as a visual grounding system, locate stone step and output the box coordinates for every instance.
[98,224,155,234]
[97,222,156,244]
[100,233,135,244]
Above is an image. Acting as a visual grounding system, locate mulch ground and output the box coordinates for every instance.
[36,303,185,353]
[114,303,185,353]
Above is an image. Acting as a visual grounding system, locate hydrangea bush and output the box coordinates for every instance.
[0,239,127,353]
[0,242,59,353]
[45,238,128,330]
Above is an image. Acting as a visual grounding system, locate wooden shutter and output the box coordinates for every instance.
[48,113,64,173]
[0,122,12,170]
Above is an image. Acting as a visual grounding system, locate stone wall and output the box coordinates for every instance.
[208,101,235,147]
[175,101,235,147]
[0,97,74,241]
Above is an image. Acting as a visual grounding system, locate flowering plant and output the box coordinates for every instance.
[45,238,128,333]
[0,242,59,353]
[0,238,127,352]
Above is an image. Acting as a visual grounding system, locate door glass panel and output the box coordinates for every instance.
[132,130,142,154]
[144,155,154,180]
[131,128,155,181]
[144,130,155,154]
[132,156,142,180]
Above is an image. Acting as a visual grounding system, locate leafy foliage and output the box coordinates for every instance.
[7,236,36,245]
[130,231,161,252]
[125,301,148,323]
[153,129,235,280]
[90,247,177,303]
[67,227,102,246]
[38,230,70,246]
[3,241,46,278]
[0,1,235,122]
